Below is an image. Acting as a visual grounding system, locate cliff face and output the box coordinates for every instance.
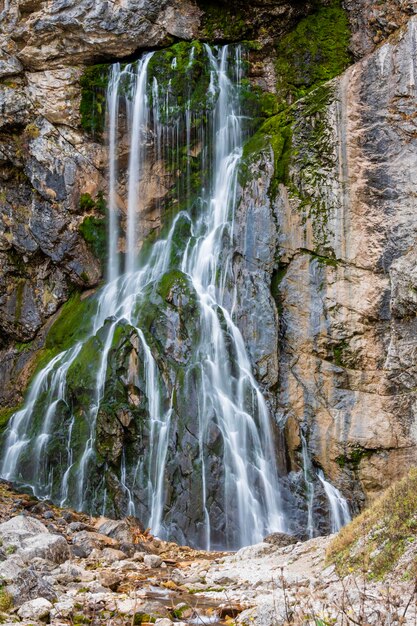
[274,15,417,509]
[1,0,417,532]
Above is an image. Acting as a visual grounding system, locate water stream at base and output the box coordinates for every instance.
[0,45,350,548]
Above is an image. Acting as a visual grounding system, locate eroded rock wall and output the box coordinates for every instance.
[271,15,417,510]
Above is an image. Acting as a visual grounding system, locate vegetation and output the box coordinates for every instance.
[327,468,417,580]
[199,1,248,40]
[275,0,352,103]
[79,216,106,265]
[79,65,109,136]
[0,587,13,612]
[0,407,18,436]
[30,291,97,376]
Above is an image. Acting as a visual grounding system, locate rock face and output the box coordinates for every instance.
[273,15,417,510]
[0,0,417,541]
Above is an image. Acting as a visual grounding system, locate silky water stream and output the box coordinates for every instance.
[0,44,349,549]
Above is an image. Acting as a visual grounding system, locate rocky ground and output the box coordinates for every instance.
[0,480,416,626]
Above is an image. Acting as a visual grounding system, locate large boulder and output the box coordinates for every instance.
[17,597,53,622]
[0,515,69,564]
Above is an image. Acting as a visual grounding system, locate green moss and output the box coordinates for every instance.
[147,40,211,124]
[79,216,106,265]
[157,269,189,301]
[73,614,91,625]
[79,193,96,212]
[0,407,19,435]
[275,0,352,103]
[332,338,348,367]
[79,64,109,137]
[240,79,279,134]
[80,191,107,215]
[200,2,248,40]
[327,468,417,580]
[240,107,293,200]
[45,292,97,353]
[134,613,156,624]
[311,252,338,268]
[335,445,374,470]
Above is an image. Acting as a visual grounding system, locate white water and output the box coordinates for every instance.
[0,44,349,547]
[318,469,351,533]
[301,432,350,536]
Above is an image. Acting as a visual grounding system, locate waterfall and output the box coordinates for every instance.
[0,43,349,548]
[301,432,350,536]
[301,433,315,538]
[318,470,351,533]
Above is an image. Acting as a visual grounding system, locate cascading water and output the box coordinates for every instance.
[318,470,351,533]
[0,44,349,548]
[300,432,351,536]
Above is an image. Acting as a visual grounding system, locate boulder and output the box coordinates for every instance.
[100,548,126,563]
[99,571,122,591]
[71,530,118,557]
[0,515,47,548]
[263,532,299,548]
[19,532,69,564]
[144,554,163,569]
[96,518,141,544]
[17,597,53,621]
[7,568,56,606]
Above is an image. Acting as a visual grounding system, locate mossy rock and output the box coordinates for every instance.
[23,291,98,380]
[275,0,352,103]
[199,1,249,41]
[0,406,20,436]
[45,292,97,353]
[147,40,211,124]
[79,64,109,137]
[79,215,107,266]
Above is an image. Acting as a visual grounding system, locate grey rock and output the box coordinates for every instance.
[143,554,163,569]
[7,568,57,606]
[17,597,53,621]
[0,85,31,128]
[18,532,70,564]
[71,530,117,557]
[96,518,141,544]
[0,515,48,548]
[263,532,299,547]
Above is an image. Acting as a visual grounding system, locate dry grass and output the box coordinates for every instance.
[327,467,417,579]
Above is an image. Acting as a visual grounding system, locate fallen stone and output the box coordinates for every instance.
[100,547,126,563]
[263,532,299,548]
[71,531,117,557]
[7,568,57,606]
[0,556,25,581]
[144,554,163,569]
[19,532,70,564]
[99,571,122,591]
[17,597,53,621]
[50,598,75,619]
[96,518,143,543]
[0,515,47,548]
